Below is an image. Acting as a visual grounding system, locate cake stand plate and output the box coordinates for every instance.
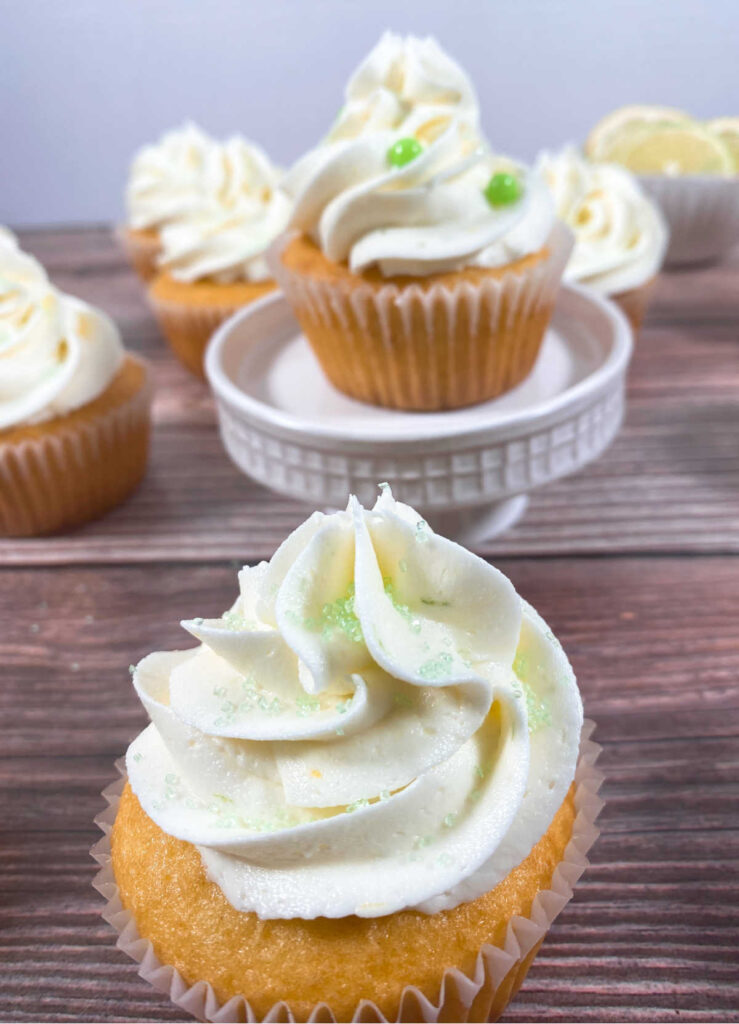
[206,284,632,545]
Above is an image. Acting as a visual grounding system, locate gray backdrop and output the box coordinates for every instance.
[2,0,737,226]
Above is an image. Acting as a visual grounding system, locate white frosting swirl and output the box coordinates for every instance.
[284,33,554,277]
[0,232,123,430]
[125,122,222,232]
[126,490,583,920]
[329,30,480,142]
[157,137,291,283]
[535,145,668,294]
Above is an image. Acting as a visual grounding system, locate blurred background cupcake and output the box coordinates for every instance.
[535,145,668,332]
[120,122,217,282]
[0,230,152,536]
[275,32,571,412]
[148,135,291,377]
[585,105,739,266]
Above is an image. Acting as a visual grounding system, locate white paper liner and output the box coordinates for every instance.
[269,224,573,411]
[115,224,162,283]
[638,174,739,266]
[0,354,152,536]
[148,282,277,379]
[91,719,603,1023]
[610,276,656,335]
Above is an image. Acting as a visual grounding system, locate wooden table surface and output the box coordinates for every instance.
[2,227,738,1023]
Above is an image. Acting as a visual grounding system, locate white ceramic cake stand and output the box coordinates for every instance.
[206,284,632,545]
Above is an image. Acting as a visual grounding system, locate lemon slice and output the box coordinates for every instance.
[585,104,690,160]
[615,123,734,175]
[706,117,739,170]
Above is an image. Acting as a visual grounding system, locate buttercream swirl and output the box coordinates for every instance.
[284,33,555,277]
[535,145,668,293]
[125,122,221,232]
[0,232,123,430]
[126,490,582,920]
[157,136,291,283]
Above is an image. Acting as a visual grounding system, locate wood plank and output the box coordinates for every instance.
[0,559,737,1021]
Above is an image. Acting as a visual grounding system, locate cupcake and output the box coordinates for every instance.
[0,230,152,536]
[120,122,218,282]
[585,105,739,266]
[148,136,291,377]
[274,32,571,412]
[535,145,668,332]
[97,487,602,1022]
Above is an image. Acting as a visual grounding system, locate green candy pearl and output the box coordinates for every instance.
[484,172,523,207]
[387,137,423,168]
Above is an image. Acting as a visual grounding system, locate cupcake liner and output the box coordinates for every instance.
[638,174,739,266]
[0,354,152,537]
[611,276,656,334]
[147,291,242,379]
[115,224,161,283]
[270,224,573,412]
[92,719,603,1024]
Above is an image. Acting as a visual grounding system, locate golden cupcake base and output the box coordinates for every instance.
[274,231,571,412]
[111,781,574,1022]
[0,354,152,537]
[148,272,276,378]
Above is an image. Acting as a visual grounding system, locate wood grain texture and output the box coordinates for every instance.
[1,227,738,1023]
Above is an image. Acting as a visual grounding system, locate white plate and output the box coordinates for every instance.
[206,284,632,544]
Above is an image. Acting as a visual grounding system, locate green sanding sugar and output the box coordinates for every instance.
[346,797,369,813]
[523,681,552,731]
[295,694,320,716]
[415,519,429,543]
[383,577,421,633]
[308,582,363,643]
[419,651,453,679]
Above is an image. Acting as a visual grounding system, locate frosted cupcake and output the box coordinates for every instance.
[121,122,218,282]
[275,32,571,411]
[585,106,739,265]
[100,488,602,1022]
[0,230,151,536]
[535,145,668,331]
[148,136,291,377]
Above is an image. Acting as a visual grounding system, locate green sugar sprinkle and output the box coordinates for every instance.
[128,664,135,676]
[221,608,248,631]
[335,727,345,736]
[437,852,454,867]
[132,752,142,763]
[419,651,453,680]
[443,812,456,828]
[296,694,320,716]
[213,685,226,698]
[398,559,408,573]
[383,577,421,633]
[306,582,363,644]
[346,797,369,813]
[523,682,552,732]
[415,519,429,543]
[421,597,451,607]
[335,698,352,714]
[165,773,179,786]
